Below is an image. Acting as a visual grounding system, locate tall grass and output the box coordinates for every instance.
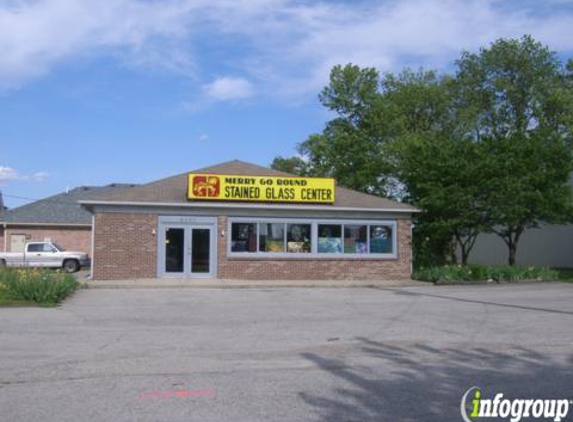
[0,268,79,305]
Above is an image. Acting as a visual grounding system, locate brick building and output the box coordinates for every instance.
[81,160,419,281]
[0,184,135,255]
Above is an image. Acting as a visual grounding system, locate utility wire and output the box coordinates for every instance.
[1,185,136,207]
[2,193,41,202]
[1,192,108,207]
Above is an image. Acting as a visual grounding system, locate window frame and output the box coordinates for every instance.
[229,221,258,253]
[258,222,287,253]
[342,223,368,255]
[227,217,398,259]
[27,243,56,253]
[317,223,343,254]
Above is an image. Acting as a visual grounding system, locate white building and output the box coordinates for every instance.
[464,175,573,268]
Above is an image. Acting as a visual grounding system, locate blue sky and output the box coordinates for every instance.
[1,0,573,208]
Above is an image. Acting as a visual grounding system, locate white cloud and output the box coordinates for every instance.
[197,133,209,142]
[203,77,254,102]
[0,0,197,89]
[31,171,50,182]
[0,167,21,182]
[249,0,573,100]
[0,166,49,184]
[0,0,572,101]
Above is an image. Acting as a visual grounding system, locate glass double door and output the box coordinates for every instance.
[163,225,214,278]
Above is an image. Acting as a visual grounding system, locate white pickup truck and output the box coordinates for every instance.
[0,242,89,273]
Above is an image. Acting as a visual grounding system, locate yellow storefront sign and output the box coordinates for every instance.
[187,173,335,204]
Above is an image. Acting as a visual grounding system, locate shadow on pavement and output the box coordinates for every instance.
[376,287,573,316]
[299,337,573,422]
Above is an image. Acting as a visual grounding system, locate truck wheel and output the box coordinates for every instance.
[63,259,80,273]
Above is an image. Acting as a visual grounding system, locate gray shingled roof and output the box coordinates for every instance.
[86,160,418,211]
[1,184,136,225]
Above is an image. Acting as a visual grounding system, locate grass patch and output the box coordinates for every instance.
[0,268,80,306]
[0,288,38,307]
[413,264,559,284]
[555,268,573,282]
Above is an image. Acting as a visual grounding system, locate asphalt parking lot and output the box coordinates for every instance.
[1,283,572,422]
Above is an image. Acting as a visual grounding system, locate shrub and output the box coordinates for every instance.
[413,264,559,284]
[0,268,79,305]
[555,268,573,282]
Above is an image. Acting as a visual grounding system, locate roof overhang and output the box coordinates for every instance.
[0,222,91,227]
[79,199,421,213]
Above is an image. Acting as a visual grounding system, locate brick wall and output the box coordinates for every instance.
[217,216,412,280]
[93,213,157,280]
[3,226,91,254]
[92,212,412,281]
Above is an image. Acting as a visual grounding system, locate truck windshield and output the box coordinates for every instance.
[52,243,66,252]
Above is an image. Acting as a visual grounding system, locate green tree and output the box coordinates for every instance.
[382,70,489,265]
[318,64,380,126]
[273,36,573,266]
[392,136,490,265]
[270,156,309,175]
[275,65,489,265]
[479,132,572,265]
[457,36,573,265]
[277,64,392,195]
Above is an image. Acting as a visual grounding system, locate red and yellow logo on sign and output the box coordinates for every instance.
[187,173,335,204]
[192,175,220,197]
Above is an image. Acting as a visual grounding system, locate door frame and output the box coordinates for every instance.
[157,216,218,279]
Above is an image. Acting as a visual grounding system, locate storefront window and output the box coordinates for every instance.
[228,219,396,257]
[369,225,393,254]
[344,225,368,254]
[259,223,286,253]
[318,224,342,253]
[286,224,312,253]
[231,222,257,253]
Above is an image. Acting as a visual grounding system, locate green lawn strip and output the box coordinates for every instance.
[0,287,39,307]
[413,264,559,284]
[554,268,573,282]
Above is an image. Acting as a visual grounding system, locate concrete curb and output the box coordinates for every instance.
[85,279,428,289]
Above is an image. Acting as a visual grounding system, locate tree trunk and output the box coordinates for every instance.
[495,228,523,267]
[507,228,523,266]
[461,246,469,265]
[508,240,517,266]
[453,230,478,266]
